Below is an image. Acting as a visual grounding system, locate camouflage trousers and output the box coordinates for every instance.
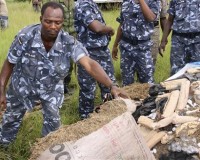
[119,40,154,86]
[0,85,62,145]
[0,16,8,30]
[170,34,200,75]
[151,26,160,65]
[77,47,116,119]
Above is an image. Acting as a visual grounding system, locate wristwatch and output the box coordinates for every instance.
[109,83,119,91]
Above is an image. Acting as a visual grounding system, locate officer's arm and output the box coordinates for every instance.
[112,24,122,60]
[113,24,122,49]
[139,0,156,21]
[78,56,129,98]
[88,20,115,36]
[160,17,167,32]
[0,59,14,93]
[159,14,174,54]
[160,14,174,45]
[160,0,168,31]
[78,56,113,88]
[0,59,14,109]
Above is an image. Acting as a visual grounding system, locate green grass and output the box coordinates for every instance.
[0,2,171,159]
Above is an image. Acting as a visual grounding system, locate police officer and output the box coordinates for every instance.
[55,0,76,94]
[112,0,160,86]
[151,0,167,65]
[0,1,128,146]
[0,0,8,30]
[159,0,200,76]
[74,0,117,119]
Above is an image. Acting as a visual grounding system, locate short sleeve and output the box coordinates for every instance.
[71,40,89,63]
[76,2,96,27]
[7,34,24,64]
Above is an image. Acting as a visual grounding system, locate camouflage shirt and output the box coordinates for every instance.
[7,24,87,110]
[74,0,110,49]
[118,0,160,40]
[168,0,200,33]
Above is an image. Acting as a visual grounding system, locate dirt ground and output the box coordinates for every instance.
[30,83,200,159]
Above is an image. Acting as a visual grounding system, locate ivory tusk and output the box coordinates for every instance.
[176,79,190,111]
[186,68,200,74]
[162,90,180,118]
[161,133,175,144]
[152,114,176,130]
[138,116,155,130]
[172,115,199,124]
[147,131,166,149]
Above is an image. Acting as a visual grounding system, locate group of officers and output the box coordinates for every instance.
[0,0,200,149]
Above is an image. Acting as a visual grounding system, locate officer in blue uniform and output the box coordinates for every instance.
[74,0,117,119]
[112,0,160,86]
[159,0,200,76]
[0,1,127,146]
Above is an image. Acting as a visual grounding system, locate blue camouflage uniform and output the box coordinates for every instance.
[74,0,116,119]
[118,0,160,85]
[168,0,200,75]
[0,24,87,144]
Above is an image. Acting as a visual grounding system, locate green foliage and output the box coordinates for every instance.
[0,2,171,159]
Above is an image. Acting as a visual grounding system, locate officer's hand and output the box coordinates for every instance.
[0,92,6,114]
[159,41,168,56]
[112,46,118,60]
[108,27,115,36]
[110,86,129,99]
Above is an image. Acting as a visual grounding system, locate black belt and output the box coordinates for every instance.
[173,31,200,38]
[86,46,108,51]
[0,16,8,20]
[122,36,149,46]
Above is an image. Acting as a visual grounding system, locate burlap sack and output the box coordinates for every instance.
[38,112,155,160]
